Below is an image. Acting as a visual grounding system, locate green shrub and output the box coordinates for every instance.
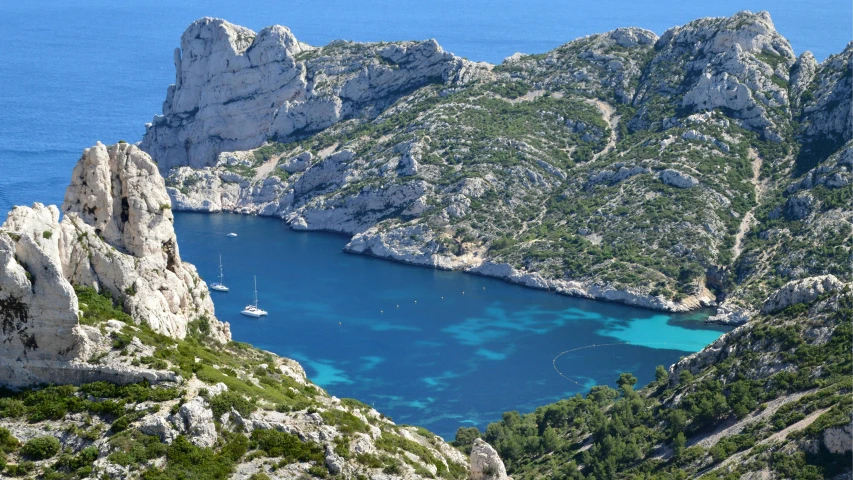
[51,446,99,476]
[141,435,234,479]
[0,398,25,418]
[108,429,167,466]
[319,409,369,434]
[249,429,323,463]
[21,436,60,460]
[0,428,18,454]
[73,286,133,325]
[5,460,34,476]
[209,391,256,419]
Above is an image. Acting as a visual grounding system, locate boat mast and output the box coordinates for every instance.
[253,275,258,308]
[219,255,224,284]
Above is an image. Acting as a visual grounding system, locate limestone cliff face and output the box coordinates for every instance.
[0,204,86,365]
[140,17,481,172]
[797,44,853,157]
[60,142,227,341]
[0,142,230,388]
[632,10,795,138]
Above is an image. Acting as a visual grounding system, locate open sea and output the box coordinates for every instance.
[1,0,848,437]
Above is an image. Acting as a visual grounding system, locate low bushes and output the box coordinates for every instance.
[21,436,60,460]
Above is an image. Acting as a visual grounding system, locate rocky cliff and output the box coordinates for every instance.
[140,17,484,172]
[0,142,229,388]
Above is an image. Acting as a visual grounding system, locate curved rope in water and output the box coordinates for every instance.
[552,342,708,386]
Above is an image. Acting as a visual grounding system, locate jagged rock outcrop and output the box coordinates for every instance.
[469,438,509,480]
[705,302,752,326]
[760,275,844,314]
[0,204,89,367]
[0,142,230,388]
[60,142,229,342]
[659,169,699,188]
[789,51,817,109]
[822,422,852,454]
[633,11,795,137]
[140,17,480,172]
[798,44,853,154]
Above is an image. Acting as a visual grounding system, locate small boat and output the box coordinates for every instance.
[210,255,229,292]
[241,275,268,317]
[226,232,238,237]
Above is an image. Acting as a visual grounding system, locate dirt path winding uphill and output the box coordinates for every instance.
[732,148,766,260]
[586,99,620,161]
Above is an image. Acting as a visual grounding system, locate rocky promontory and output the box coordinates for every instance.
[0,142,229,388]
[143,11,851,322]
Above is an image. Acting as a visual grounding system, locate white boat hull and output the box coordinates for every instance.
[241,308,267,317]
[210,283,229,292]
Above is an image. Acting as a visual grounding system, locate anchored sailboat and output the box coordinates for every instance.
[241,275,268,317]
[210,255,229,292]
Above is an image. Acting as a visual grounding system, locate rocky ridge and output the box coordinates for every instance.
[148,11,852,323]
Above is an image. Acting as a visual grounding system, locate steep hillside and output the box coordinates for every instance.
[149,11,852,320]
[454,283,851,479]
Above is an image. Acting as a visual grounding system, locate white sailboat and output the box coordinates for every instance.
[210,255,229,292]
[241,275,268,317]
[226,232,238,237]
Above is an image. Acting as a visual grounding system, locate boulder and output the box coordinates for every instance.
[140,416,179,444]
[172,397,217,447]
[823,423,852,454]
[760,275,844,314]
[280,151,313,173]
[660,169,699,188]
[470,438,509,480]
[784,192,815,220]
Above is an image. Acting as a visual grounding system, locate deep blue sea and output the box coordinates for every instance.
[1,1,848,437]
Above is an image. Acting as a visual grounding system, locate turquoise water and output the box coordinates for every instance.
[0,0,850,213]
[174,212,728,438]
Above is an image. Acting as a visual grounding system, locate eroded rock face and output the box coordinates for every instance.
[60,143,229,342]
[470,438,509,480]
[823,422,852,454]
[140,17,475,173]
[0,204,88,366]
[172,396,218,447]
[634,10,795,137]
[760,275,844,314]
[798,45,853,155]
[0,142,230,388]
[660,169,699,188]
